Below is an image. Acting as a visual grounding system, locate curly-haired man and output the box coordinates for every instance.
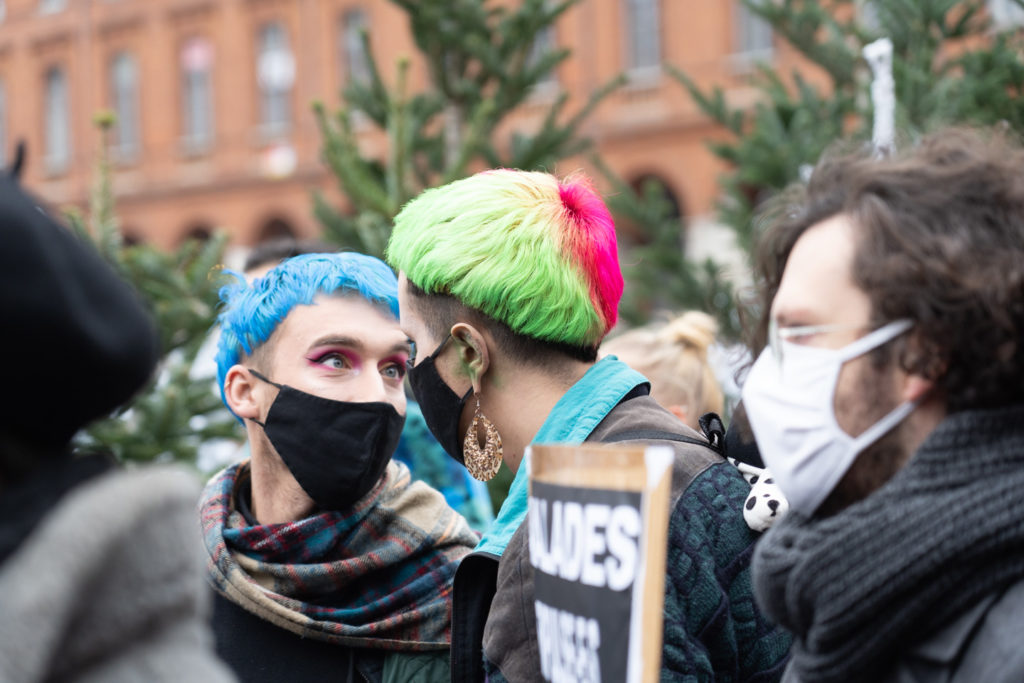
[742,128,1024,682]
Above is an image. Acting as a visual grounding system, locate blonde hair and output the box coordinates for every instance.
[601,311,724,428]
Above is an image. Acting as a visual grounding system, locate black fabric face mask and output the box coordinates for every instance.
[248,369,405,512]
[406,335,473,465]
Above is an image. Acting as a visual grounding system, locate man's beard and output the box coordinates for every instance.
[817,358,913,518]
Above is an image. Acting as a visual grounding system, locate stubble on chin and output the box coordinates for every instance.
[818,359,911,518]
[817,427,909,517]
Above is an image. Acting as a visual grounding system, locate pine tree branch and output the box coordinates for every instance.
[385,57,413,213]
[313,100,393,216]
[665,64,744,135]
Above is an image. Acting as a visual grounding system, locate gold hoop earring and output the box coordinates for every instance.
[463,395,503,482]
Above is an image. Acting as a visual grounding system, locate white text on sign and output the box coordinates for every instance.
[528,498,641,590]
[536,599,602,683]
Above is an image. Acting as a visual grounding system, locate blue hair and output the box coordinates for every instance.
[215,252,399,414]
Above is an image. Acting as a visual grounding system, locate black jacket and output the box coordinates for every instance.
[212,591,384,683]
[449,392,732,682]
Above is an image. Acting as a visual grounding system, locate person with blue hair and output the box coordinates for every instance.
[228,240,495,532]
[198,252,479,683]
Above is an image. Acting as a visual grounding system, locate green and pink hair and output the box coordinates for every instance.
[386,169,622,349]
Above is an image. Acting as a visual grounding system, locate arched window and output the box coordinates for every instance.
[181,37,215,153]
[121,228,143,246]
[619,174,684,247]
[110,52,140,161]
[624,0,660,74]
[341,9,370,87]
[258,215,296,242]
[257,22,293,135]
[44,65,71,174]
[632,174,682,219]
[182,223,213,244]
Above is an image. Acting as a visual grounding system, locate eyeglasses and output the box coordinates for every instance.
[767,320,878,365]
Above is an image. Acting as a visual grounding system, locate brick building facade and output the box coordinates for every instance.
[0,0,803,250]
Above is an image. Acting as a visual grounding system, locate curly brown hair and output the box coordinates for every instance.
[749,127,1024,413]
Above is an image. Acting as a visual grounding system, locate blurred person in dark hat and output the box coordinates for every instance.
[0,156,233,682]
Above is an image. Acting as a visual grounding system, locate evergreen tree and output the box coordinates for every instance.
[69,113,240,466]
[671,0,1024,255]
[314,0,748,341]
[313,0,623,258]
[596,160,742,339]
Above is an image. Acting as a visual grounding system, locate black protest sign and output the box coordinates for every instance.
[529,481,642,683]
[528,443,673,683]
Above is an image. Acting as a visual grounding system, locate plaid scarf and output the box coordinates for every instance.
[200,459,478,651]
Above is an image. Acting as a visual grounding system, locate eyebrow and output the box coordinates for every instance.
[772,307,819,327]
[308,335,412,356]
[385,341,413,356]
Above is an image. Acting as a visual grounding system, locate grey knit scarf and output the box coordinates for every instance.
[753,406,1024,683]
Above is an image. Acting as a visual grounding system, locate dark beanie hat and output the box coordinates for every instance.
[0,173,159,450]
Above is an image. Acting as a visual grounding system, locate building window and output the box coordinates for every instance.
[341,9,370,87]
[528,5,558,91]
[857,0,881,33]
[183,224,213,243]
[736,0,774,57]
[39,0,66,15]
[258,215,296,242]
[110,52,140,162]
[624,0,660,75]
[181,37,215,153]
[989,0,1024,29]
[257,21,294,136]
[44,66,71,174]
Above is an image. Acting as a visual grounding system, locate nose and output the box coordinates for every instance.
[354,369,390,404]
[350,367,405,415]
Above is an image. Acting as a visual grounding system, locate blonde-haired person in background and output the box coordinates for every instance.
[603,312,789,532]
[601,311,724,430]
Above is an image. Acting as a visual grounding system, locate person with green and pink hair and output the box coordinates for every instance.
[387,169,792,682]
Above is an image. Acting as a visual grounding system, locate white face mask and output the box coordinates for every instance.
[741,319,915,516]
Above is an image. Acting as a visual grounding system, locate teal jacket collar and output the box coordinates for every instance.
[474,356,649,556]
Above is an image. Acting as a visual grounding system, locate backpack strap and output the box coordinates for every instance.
[602,411,726,457]
[698,412,726,453]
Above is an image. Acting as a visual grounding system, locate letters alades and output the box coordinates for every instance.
[528,443,674,683]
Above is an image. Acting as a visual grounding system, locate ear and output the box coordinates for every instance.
[901,374,935,404]
[224,365,262,420]
[450,322,491,394]
[900,333,945,403]
[667,404,689,424]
